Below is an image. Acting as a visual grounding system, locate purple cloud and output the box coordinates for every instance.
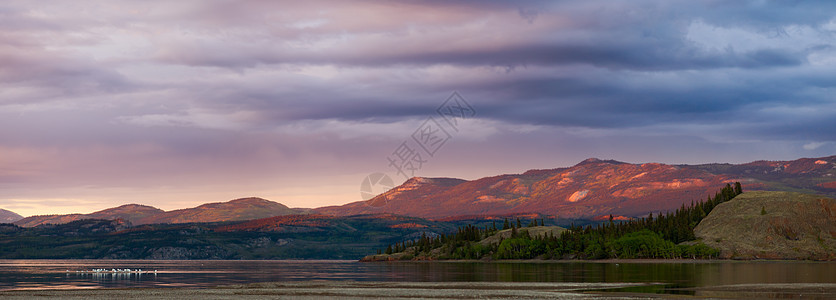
[1,0,835,216]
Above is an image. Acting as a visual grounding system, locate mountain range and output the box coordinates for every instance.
[316,156,836,219]
[6,155,836,227]
[12,198,299,227]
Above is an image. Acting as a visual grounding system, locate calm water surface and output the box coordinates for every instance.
[0,259,833,297]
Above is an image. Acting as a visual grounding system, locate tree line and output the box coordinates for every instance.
[378,182,742,260]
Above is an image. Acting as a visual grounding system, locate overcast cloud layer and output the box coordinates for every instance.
[2,0,835,216]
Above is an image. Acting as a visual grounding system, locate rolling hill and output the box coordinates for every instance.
[0,209,23,223]
[138,197,299,225]
[11,204,163,227]
[694,191,836,260]
[14,197,301,227]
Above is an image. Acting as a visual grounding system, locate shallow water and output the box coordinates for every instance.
[0,259,833,298]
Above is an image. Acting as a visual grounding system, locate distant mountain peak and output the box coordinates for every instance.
[102,204,163,212]
[194,197,286,209]
[403,177,429,185]
[228,197,271,204]
[403,177,466,187]
[115,203,158,208]
[0,209,24,223]
[575,157,626,166]
[521,168,564,176]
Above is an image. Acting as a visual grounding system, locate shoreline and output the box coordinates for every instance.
[359,258,836,263]
[2,281,835,299]
[0,281,673,299]
[1,257,832,263]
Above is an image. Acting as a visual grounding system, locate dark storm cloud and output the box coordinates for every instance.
[181,2,832,67]
[130,0,835,134]
[1,0,835,215]
[153,4,813,71]
[461,66,834,129]
[688,0,836,27]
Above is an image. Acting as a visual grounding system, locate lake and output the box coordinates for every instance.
[0,259,834,298]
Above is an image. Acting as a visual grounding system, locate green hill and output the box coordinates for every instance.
[362,225,567,261]
[694,191,836,260]
[366,184,829,261]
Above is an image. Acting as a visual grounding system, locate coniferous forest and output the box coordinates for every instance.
[377,182,743,260]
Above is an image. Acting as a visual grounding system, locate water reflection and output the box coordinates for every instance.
[0,260,833,298]
[377,261,835,286]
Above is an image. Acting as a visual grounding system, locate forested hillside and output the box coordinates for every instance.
[364,183,743,261]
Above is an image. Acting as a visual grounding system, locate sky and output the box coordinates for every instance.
[2,0,835,217]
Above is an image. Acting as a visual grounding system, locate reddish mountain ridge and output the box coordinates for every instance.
[14,198,300,227]
[12,156,835,226]
[316,156,836,219]
[316,158,731,219]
